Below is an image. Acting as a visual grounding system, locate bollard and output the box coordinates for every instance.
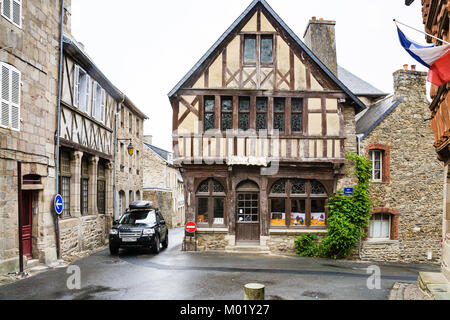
[244,283,265,300]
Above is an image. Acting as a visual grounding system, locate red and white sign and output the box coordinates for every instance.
[185,221,197,233]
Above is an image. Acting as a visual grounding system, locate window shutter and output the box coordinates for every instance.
[73,65,79,108]
[1,64,10,127]
[85,75,91,114]
[2,0,12,20]
[12,0,21,27]
[92,82,98,118]
[10,68,20,130]
[100,88,105,122]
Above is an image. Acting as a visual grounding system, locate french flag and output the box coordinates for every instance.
[397,26,450,86]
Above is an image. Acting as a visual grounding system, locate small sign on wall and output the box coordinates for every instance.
[344,188,354,196]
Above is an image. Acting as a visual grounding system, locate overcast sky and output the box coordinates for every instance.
[72,0,426,151]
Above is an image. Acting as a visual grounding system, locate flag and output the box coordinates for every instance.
[397,26,450,86]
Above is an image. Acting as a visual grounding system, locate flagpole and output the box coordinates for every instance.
[394,19,450,45]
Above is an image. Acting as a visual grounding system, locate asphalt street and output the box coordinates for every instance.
[0,227,439,300]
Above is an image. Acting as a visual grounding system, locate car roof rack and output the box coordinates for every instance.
[129,201,153,210]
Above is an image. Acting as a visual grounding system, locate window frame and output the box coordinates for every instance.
[80,156,89,216]
[242,34,275,67]
[221,96,233,131]
[204,96,215,132]
[195,179,226,227]
[97,162,106,215]
[238,97,251,131]
[92,82,106,123]
[273,97,285,133]
[291,98,303,133]
[269,179,328,229]
[369,150,383,182]
[368,213,391,240]
[59,151,71,219]
[74,65,91,114]
[1,0,22,28]
[256,97,268,131]
[0,62,21,131]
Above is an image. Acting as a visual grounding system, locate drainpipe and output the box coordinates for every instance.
[54,0,65,260]
[357,134,362,259]
[113,95,125,220]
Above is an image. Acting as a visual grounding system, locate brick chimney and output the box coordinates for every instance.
[143,135,153,145]
[393,65,427,100]
[303,18,338,76]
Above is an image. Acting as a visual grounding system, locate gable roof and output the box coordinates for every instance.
[338,66,388,98]
[168,0,367,113]
[143,142,171,163]
[356,95,403,140]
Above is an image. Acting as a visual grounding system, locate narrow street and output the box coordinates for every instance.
[0,228,439,300]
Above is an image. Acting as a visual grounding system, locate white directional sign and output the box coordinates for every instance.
[54,194,64,215]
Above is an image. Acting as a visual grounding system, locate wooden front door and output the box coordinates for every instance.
[21,191,33,259]
[236,193,260,242]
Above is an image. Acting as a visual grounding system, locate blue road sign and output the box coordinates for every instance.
[344,188,354,196]
[54,194,64,215]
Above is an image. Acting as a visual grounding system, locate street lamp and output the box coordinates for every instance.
[118,139,134,156]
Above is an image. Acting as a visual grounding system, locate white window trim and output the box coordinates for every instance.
[92,82,106,123]
[1,0,22,29]
[74,65,91,114]
[368,213,391,240]
[370,150,383,182]
[0,62,21,131]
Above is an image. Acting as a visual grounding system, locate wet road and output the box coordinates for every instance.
[0,228,439,300]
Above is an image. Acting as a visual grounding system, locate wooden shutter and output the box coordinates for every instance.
[100,88,106,122]
[2,0,12,20]
[12,0,21,27]
[73,65,79,108]
[10,68,20,130]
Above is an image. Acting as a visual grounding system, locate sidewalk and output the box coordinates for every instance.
[388,282,432,300]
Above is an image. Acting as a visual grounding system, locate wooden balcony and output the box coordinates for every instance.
[173,132,345,165]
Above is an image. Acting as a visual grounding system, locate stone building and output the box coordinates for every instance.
[407,0,450,286]
[115,97,148,220]
[142,136,185,229]
[0,0,71,273]
[357,66,443,264]
[169,0,370,253]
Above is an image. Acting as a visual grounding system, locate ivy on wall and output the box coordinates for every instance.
[295,152,373,259]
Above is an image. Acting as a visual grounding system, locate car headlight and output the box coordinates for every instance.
[109,229,118,235]
[143,229,155,235]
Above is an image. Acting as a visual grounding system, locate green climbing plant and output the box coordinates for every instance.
[295,152,373,259]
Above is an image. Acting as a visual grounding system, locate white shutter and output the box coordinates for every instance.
[73,65,79,108]
[12,0,21,27]
[10,68,20,130]
[1,64,10,127]
[2,0,12,20]
[85,75,91,114]
[92,82,98,118]
[100,88,105,122]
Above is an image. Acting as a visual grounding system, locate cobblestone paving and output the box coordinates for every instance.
[388,282,432,300]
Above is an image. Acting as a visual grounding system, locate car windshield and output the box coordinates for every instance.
[119,210,156,225]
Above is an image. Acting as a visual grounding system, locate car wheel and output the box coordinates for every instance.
[110,245,119,255]
[162,232,169,249]
[152,235,160,254]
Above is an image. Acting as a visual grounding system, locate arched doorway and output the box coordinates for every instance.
[235,180,260,242]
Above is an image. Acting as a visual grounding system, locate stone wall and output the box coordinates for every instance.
[266,232,327,255]
[359,69,443,264]
[0,0,71,274]
[197,232,229,251]
[143,189,174,229]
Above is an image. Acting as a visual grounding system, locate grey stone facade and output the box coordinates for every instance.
[358,68,443,264]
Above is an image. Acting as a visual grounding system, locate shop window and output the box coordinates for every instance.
[196,178,226,226]
[270,179,327,228]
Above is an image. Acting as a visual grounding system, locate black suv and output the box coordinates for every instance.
[109,201,169,255]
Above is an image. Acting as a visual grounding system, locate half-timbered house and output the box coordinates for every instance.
[169,0,368,253]
[59,33,148,257]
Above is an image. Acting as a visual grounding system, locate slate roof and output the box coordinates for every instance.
[338,66,388,97]
[356,95,403,140]
[168,0,367,113]
[143,142,171,163]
